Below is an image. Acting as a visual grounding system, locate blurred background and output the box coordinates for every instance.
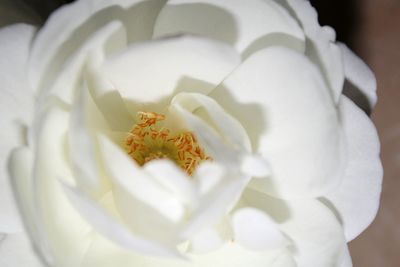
[1,0,399,266]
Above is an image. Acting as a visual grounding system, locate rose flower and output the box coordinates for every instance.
[0,0,382,266]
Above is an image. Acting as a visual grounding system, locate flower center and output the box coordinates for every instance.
[125,111,211,176]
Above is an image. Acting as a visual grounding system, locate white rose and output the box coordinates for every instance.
[0,0,382,267]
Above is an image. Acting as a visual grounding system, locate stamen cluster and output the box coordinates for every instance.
[125,111,210,175]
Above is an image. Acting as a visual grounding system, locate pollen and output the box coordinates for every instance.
[125,111,211,176]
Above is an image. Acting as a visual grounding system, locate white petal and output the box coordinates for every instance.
[98,135,185,224]
[7,148,48,266]
[167,107,247,237]
[61,182,181,258]
[194,162,224,195]
[98,35,240,109]
[339,245,353,267]
[40,20,128,104]
[154,0,305,56]
[232,207,286,251]
[188,217,233,254]
[324,96,382,241]
[170,103,237,166]
[85,58,135,132]
[211,47,346,198]
[181,171,248,239]
[243,189,347,267]
[32,18,135,130]
[0,24,36,233]
[28,0,167,94]
[339,43,377,110]
[0,232,43,267]
[8,147,44,256]
[271,251,297,267]
[189,227,224,254]
[97,135,186,247]
[69,85,110,196]
[143,160,197,206]
[32,107,96,266]
[168,95,270,237]
[170,93,270,178]
[81,233,290,267]
[171,92,251,152]
[240,154,271,178]
[285,0,344,102]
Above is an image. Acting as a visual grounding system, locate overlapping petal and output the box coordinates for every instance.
[0,24,36,234]
[81,233,293,267]
[8,147,42,258]
[154,0,305,57]
[98,135,186,245]
[2,0,382,266]
[28,0,167,96]
[284,0,344,102]
[243,189,347,267]
[30,106,94,267]
[0,232,43,267]
[61,182,181,258]
[339,43,377,111]
[324,96,382,241]
[339,246,353,267]
[98,36,240,109]
[69,83,110,197]
[211,46,346,198]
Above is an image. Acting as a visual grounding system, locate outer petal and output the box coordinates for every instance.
[323,96,383,241]
[98,35,240,111]
[0,232,43,267]
[81,233,293,267]
[339,43,377,111]
[339,245,353,267]
[284,0,344,102]
[153,0,305,56]
[28,0,167,96]
[30,106,95,267]
[38,19,128,104]
[210,47,346,198]
[8,147,46,262]
[243,189,347,267]
[0,24,36,233]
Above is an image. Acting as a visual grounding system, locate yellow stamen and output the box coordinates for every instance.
[125,111,211,176]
